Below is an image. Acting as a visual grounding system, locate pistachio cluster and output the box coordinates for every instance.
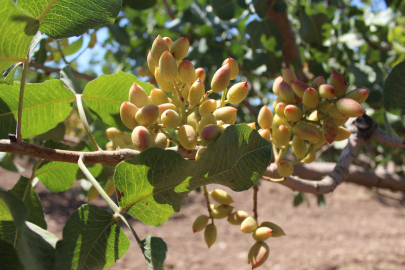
[113,36,249,152]
[192,189,285,269]
[257,69,368,177]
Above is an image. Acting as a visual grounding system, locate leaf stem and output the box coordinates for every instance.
[253,183,259,221]
[16,59,30,142]
[172,80,187,123]
[203,185,214,225]
[117,213,142,245]
[77,155,120,214]
[159,128,180,146]
[37,0,57,24]
[186,90,213,116]
[76,94,101,151]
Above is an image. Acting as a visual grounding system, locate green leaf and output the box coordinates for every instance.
[0,239,24,270]
[55,204,130,270]
[293,191,304,206]
[62,36,83,56]
[0,190,56,269]
[254,0,268,19]
[141,236,167,270]
[0,153,25,173]
[262,19,284,51]
[316,194,325,208]
[299,7,330,48]
[115,125,272,226]
[107,24,131,46]
[60,65,83,94]
[212,0,235,21]
[36,121,66,142]
[246,20,264,51]
[82,71,154,130]
[273,1,287,13]
[0,80,75,139]
[2,62,22,85]
[35,141,102,192]
[9,176,47,229]
[0,0,39,73]
[123,0,157,10]
[383,111,397,138]
[382,60,405,115]
[32,38,47,65]
[17,0,122,39]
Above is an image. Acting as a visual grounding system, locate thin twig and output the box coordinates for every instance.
[16,58,30,141]
[203,185,214,225]
[76,94,101,150]
[29,61,96,81]
[252,183,259,220]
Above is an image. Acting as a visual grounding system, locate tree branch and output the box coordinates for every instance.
[28,61,96,82]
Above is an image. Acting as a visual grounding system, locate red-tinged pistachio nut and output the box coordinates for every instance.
[87,185,99,201]
[336,126,352,141]
[181,83,190,103]
[273,115,284,126]
[154,67,174,92]
[227,82,249,104]
[292,135,307,159]
[222,57,239,80]
[192,215,209,233]
[163,37,172,49]
[135,104,159,127]
[272,124,290,147]
[178,125,197,150]
[273,76,283,96]
[272,96,285,111]
[284,104,303,122]
[279,81,295,103]
[170,37,190,61]
[303,87,320,108]
[277,160,294,177]
[197,113,217,134]
[247,122,256,130]
[151,35,169,65]
[131,126,153,151]
[292,122,320,143]
[336,98,365,117]
[213,106,237,124]
[343,88,369,104]
[201,124,223,145]
[258,105,273,129]
[282,67,297,85]
[161,109,181,129]
[318,100,334,113]
[332,116,349,126]
[211,64,231,93]
[104,178,115,197]
[189,79,205,106]
[177,60,195,84]
[329,104,347,119]
[248,242,270,269]
[195,147,207,161]
[106,127,121,139]
[120,102,138,129]
[129,82,149,108]
[204,224,217,248]
[311,76,325,90]
[303,147,316,163]
[227,210,249,225]
[147,50,156,76]
[260,221,286,237]
[159,50,177,82]
[150,88,169,105]
[199,99,217,117]
[291,80,310,98]
[312,136,326,150]
[241,216,258,233]
[258,128,271,142]
[322,117,338,143]
[187,111,198,131]
[318,84,335,99]
[330,70,349,98]
[153,132,168,149]
[275,102,287,119]
[210,204,234,219]
[158,103,177,118]
[253,227,273,242]
[195,67,206,82]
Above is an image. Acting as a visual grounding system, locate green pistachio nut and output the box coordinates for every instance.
[260,221,286,237]
[227,210,249,225]
[204,224,217,248]
[195,147,207,161]
[199,99,217,117]
[159,50,177,82]
[195,67,206,82]
[343,88,369,104]
[277,160,294,177]
[292,135,307,159]
[150,88,169,105]
[189,79,205,107]
[258,105,273,129]
[131,126,153,151]
[303,87,320,108]
[278,81,295,103]
[178,125,197,150]
[210,204,234,219]
[135,104,159,127]
[291,80,309,98]
[311,76,325,90]
[213,106,237,124]
[282,67,297,85]
[151,35,169,66]
[284,104,303,123]
[177,60,196,84]
[330,70,350,98]
[161,109,181,129]
[318,84,335,99]
[292,122,320,144]
[129,82,149,108]
[336,126,352,141]
[120,102,138,129]
[222,57,239,80]
[211,63,231,93]
[210,189,234,205]
[192,215,209,233]
[248,241,270,269]
[170,37,190,61]
[241,216,258,233]
[227,82,249,104]
[252,227,273,242]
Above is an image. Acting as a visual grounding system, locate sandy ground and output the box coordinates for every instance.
[1,164,405,270]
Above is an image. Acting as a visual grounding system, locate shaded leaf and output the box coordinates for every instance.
[0,80,75,139]
[17,0,122,39]
[262,19,284,51]
[212,0,235,21]
[0,239,24,270]
[383,111,397,138]
[2,62,22,85]
[115,125,272,226]
[141,236,167,270]
[246,20,264,51]
[36,121,66,142]
[32,38,47,65]
[254,0,268,18]
[382,60,405,115]
[82,71,154,130]
[123,0,157,10]
[0,153,25,173]
[60,65,83,94]
[316,194,325,208]
[55,204,129,270]
[293,191,304,206]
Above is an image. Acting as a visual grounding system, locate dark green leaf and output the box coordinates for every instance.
[254,0,268,19]
[2,63,22,85]
[82,71,154,130]
[141,236,167,270]
[0,240,24,270]
[36,121,66,142]
[383,111,397,138]
[212,0,235,21]
[293,191,304,206]
[32,38,48,65]
[262,19,284,51]
[246,20,264,51]
[0,80,75,139]
[62,36,83,56]
[107,24,131,46]
[123,0,157,10]
[382,60,405,115]
[115,125,272,226]
[316,194,325,208]
[299,7,330,48]
[9,176,47,229]
[0,153,24,173]
[55,204,129,270]
[60,65,83,94]
[273,1,287,13]
[17,0,122,39]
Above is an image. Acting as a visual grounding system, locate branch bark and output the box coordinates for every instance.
[29,61,96,82]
